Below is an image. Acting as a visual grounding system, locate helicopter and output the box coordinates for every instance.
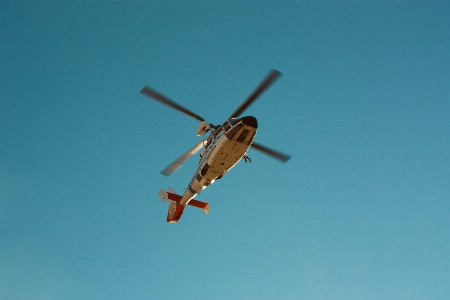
[140,69,291,223]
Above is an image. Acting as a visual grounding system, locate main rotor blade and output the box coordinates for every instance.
[229,69,282,119]
[161,141,204,176]
[141,86,205,122]
[251,142,291,162]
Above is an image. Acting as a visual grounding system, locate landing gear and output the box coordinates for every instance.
[243,154,251,163]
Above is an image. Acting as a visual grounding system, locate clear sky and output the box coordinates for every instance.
[1,1,449,299]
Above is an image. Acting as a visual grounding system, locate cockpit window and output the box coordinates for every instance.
[230,118,240,126]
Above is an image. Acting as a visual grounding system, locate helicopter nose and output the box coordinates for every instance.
[241,116,258,128]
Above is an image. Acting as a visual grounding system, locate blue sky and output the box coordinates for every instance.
[1,1,449,299]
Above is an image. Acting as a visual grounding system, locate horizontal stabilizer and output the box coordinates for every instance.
[188,200,211,214]
[167,192,182,202]
[158,189,210,214]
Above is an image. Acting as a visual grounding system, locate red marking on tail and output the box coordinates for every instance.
[161,190,210,223]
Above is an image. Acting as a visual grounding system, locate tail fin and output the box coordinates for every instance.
[166,201,185,223]
[158,188,210,223]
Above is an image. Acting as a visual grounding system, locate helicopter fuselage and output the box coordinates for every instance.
[179,116,258,206]
[142,69,289,223]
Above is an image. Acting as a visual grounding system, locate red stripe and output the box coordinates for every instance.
[167,192,182,202]
[188,199,208,209]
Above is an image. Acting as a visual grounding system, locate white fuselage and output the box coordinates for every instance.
[179,116,258,206]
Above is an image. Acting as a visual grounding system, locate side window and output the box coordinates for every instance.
[236,129,249,143]
[201,163,210,176]
[212,126,222,137]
